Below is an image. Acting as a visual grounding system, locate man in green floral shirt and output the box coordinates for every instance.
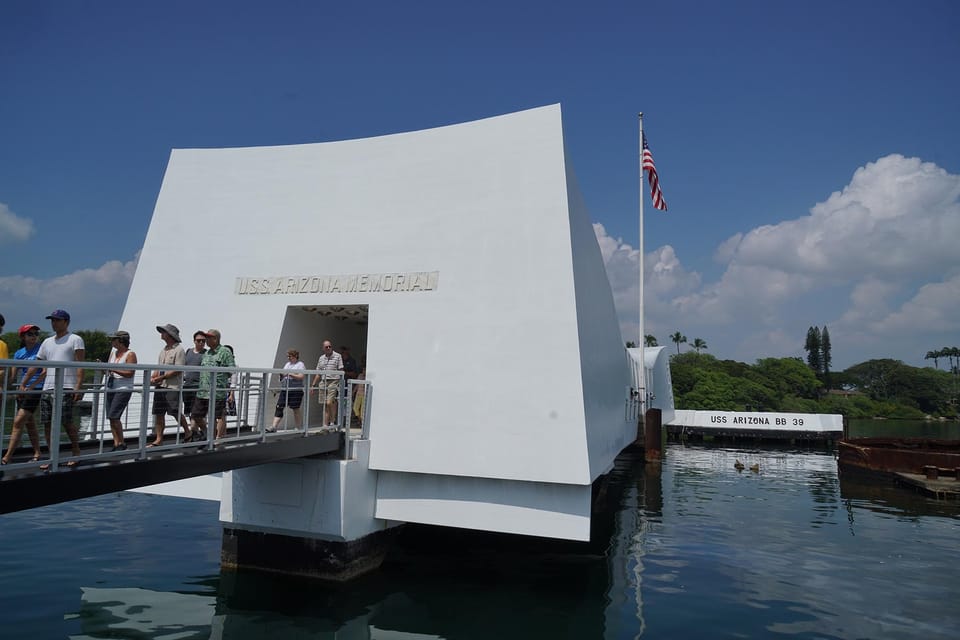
[191,328,235,439]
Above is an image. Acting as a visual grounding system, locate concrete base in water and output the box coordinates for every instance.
[221,525,401,581]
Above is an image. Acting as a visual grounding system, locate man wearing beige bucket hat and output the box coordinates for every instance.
[148,324,190,446]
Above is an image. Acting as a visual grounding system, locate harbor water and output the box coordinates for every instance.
[1,441,957,638]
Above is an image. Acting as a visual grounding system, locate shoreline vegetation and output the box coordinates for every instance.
[669,352,959,421]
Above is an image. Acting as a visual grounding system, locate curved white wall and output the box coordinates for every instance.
[122,105,633,540]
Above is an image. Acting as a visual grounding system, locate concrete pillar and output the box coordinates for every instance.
[219,439,401,581]
[644,408,662,462]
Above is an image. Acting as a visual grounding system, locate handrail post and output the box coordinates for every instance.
[138,368,152,457]
[48,368,64,470]
[1,386,8,456]
[206,369,217,447]
[303,373,312,432]
[257,373,268,440]
[360,383,372,440]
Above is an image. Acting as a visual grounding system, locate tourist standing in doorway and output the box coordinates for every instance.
[192,329,234,439]
[149,324,188,446]
[182,331,207,439]
[105,331,137,450]
[22,309,85,468]
[272,348,305,431]
[1,324,44,465]
[311,341,343,427]
[342,346,359,385]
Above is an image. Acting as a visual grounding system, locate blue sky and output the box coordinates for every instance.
[1,0,958,370]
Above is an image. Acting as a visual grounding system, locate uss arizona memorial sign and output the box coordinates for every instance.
[234,271,440,295]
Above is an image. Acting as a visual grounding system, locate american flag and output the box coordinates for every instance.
[642,134,668,211]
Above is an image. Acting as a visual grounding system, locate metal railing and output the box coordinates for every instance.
[1,359,372,473]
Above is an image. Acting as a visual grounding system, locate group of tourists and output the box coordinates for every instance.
[271,340,362,430]
[2,309,363,466]
[100,323,237,449]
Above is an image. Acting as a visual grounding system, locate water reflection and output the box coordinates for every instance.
[839,470,960,521]
[45,444,960,639]
[73,587,214,639]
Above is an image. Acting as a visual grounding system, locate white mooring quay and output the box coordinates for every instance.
[118,104,656,578]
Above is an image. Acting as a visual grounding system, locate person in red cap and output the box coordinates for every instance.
[1,324,44,465]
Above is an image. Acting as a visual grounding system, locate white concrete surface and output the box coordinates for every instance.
[123,104,633,541]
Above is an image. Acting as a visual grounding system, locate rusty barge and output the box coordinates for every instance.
[837,438,960,499]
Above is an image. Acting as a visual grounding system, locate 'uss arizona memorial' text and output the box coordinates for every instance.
[234,271,440,295]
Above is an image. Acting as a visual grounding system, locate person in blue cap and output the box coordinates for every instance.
[21,309,85,468]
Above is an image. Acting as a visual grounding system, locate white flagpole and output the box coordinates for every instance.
[637,113,646,413]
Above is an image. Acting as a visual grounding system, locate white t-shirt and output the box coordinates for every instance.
[281,360,306,388]
[38,333,85,390]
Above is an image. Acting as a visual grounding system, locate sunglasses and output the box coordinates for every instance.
[25,331,40,337]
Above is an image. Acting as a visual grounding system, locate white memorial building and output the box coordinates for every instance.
[120,104,640,575]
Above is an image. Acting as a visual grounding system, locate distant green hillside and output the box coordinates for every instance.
[670,352,958,419]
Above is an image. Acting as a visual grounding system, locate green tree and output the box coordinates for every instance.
[821,325,832,388]
[676,367,777,412]
[844,359,904,401]
[924,350,941,369]
[670,331,687,354]
[804,326,822,375]
[944,346,960,375]
[644,334,658,347]
[75,330,112,365]
[754,357,822,400]
[2,331,21,357]
[691,337,708,354]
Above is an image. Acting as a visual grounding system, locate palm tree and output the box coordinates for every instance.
[670,331,687,354]
[692,338,708,354]
[947,346,960,375]
[925,350,940,369]
[644,334,658,347]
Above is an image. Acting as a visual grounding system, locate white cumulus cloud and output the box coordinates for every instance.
[730,155,960,279]
[0,202,35,243]
[597,154,960,367]
[0,256,138,332]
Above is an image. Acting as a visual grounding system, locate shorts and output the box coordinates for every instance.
[40,393,77,427]
[274,389,304,417]
[152,389,180,416]
[319,379,340,403]
[182,387,198,414]
[191,396,226,421]
[17,392,41,414]
[106,389,133,420]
